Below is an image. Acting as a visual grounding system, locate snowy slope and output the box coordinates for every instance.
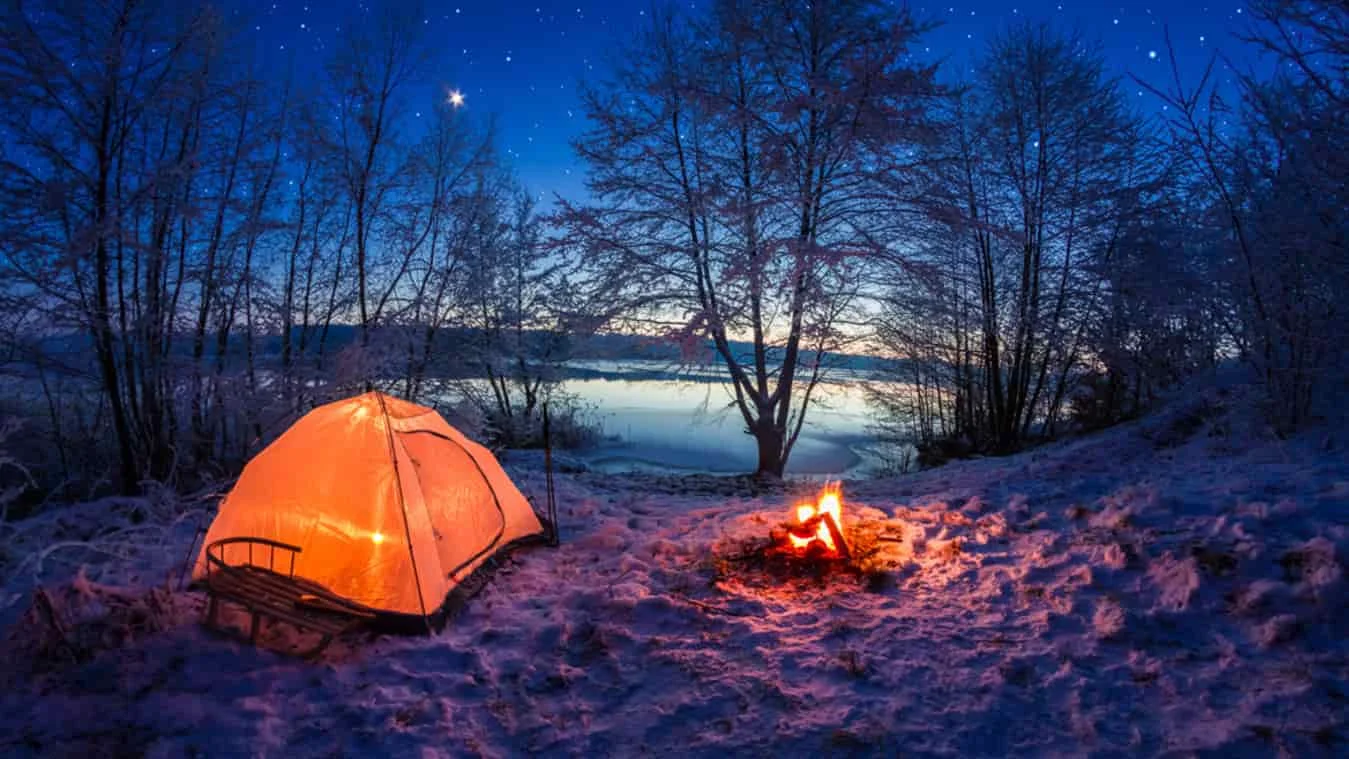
[1,382,1346,757]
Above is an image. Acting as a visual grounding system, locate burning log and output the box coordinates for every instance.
[784,511,851,561]
[770,484,851,561]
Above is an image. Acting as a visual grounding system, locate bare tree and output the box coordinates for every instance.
[457,190,580,445]
[557,0,938,477]
[396,105,496,401]
[325,6,426,348]
[0,0,526,498]
[1140,1,1348,429]
[0,0,222,492]
[871,24,1150,455]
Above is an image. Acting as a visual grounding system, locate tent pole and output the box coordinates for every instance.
[375,392,434,635]
[543,403,558,546]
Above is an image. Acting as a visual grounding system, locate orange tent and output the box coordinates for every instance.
[192,391,545,620]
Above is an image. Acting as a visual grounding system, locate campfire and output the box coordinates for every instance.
[773,484,851,561]
[713,482,909,593]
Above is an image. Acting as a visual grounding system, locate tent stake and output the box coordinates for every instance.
[543,403,559,546]
[178,521,207,591]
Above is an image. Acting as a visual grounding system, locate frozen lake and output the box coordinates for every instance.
[559,360,898,477]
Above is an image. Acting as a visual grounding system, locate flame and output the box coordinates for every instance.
[818,488,841,524]
[788,484,844,554]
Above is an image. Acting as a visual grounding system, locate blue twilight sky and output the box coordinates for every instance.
[230,1,1263,205]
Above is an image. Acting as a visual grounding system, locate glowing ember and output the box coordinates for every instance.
[785,484,848,558]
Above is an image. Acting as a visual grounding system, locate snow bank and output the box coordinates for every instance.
[0,383,1345,756]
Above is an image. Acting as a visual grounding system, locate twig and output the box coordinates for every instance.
[606,569,635,592]
[670,592,750,617]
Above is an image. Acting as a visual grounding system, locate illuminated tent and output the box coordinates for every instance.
[193,391,546,622]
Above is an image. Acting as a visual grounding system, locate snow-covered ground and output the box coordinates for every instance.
[1,381,1346,756]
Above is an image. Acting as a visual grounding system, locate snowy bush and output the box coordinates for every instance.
[0,418,34,568]
[2,569,193,679]
[0,418,30,514]
[478,392,603,451]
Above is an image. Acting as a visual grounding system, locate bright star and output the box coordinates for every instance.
[448,89,465,107]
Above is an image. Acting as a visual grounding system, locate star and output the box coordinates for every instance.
[448,89,465,107]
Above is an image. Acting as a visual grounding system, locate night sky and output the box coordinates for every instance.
[233,1,1262,204]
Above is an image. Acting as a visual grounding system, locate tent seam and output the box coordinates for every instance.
[375,392,433,630]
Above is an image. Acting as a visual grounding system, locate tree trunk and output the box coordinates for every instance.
[91,64,139,494]
[753,421,785,479]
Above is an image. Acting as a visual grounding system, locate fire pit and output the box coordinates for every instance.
[711,483,911,593]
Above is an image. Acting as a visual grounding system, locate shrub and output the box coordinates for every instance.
[482,393,602,451]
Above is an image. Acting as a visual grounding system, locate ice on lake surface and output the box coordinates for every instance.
[560,360,893,476]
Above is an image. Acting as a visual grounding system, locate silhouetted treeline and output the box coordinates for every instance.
[0,1,584,497]
[867,0,1348,460]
